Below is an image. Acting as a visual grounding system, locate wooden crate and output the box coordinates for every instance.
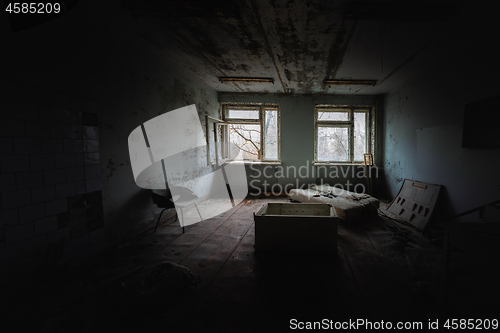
[254,203,338,252]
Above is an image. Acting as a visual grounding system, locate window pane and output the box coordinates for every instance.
[227,109,259,119]
[317,111,349,121]
[317,127,349,161]
[217,123,228,161]
[263,110,278,160]
[229,124,261,160]
[354,112,367,161]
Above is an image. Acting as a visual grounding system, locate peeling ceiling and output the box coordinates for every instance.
[116,0,463,95]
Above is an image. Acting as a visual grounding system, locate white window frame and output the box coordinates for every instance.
[314,105,375,165]
[220,103,280,163]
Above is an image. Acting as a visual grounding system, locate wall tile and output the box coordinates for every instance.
[65,167,84,182]
[43,169,66,185]
[31,185,55,203]
[0,82,23,102]
[0,209,18,229]
[56,182,75,198]
[13,138,41,155]
[63,139,82,153]
[41,138,64,154]
[0,155,30,173]
[83,153,99,166]
[11,103,39,121]
[1,189,31,209]
[55,154,75,168]
[83,126,98,140]
[5,222,34,245]
[34,216,58,236]
[81,111,98,126]
[71,96,83,112]
[83,140,99,153]
[85,178,102,192]
[16,171,43,189]
[19,203,45,223]
[0,244,22,266]
[22,234,47,256]
[45,198,67,216]
[51,124,82,139]
[47,227,69,245]
[0,138,13,155]
[0,100,11,118]
[74,153,84,167]
[75,181,85,194]
[63,110,82,125]
[24,86,53,107]
[25,121,51,138]
[84,166,100,179]
[0,174,16,192]
[30,154,55,170]
[51,93,72,110]
[0,119,25,137]
[39,106,62,123]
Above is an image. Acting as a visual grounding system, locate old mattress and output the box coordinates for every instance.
[288,184,379,220]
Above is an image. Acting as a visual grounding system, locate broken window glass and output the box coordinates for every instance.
[317,126,349,162]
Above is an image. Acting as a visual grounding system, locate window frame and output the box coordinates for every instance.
[220,103,280,163]
[314,105,375,165]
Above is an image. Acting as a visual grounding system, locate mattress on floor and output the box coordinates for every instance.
[288,184,379,220]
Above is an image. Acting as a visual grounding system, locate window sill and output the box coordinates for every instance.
[313,162,376,167]
[227,161,282,166]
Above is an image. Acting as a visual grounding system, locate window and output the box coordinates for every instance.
[220,103,280,162]
[314,105,375,164]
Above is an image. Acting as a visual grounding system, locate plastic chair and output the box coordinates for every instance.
[151,186,203,233]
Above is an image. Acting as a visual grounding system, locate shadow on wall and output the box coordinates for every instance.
[430,185,452,223]
[108,188,160,245]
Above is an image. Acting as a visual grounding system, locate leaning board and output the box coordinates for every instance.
[386,179,441,230]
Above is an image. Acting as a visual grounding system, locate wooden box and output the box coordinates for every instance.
[254,203,338,252]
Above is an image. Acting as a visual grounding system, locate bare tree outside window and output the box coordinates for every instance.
[230,124,261,160]
[223,104,280,162]
[315,107,373,163]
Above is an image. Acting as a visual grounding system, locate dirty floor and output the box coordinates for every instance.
[1,197,498,332]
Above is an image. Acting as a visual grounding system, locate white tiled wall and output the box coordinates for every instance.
[0,85,105,284]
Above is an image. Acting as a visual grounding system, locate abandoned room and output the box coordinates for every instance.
[1,0,500,331]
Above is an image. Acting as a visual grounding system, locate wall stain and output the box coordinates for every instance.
[105,157,116,179]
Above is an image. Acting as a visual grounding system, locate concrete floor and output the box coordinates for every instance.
[1,196,497,332]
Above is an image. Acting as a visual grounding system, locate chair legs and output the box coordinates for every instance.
[154,208,168,233]
[194,204,203,221]
[156,205,203,234]
[178,205,203,234]
[179,208,186,233]
[153,208,179,234]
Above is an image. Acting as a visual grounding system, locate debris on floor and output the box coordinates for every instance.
[138,261,201,304]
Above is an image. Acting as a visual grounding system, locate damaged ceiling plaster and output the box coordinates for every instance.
[115,0,460,95]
